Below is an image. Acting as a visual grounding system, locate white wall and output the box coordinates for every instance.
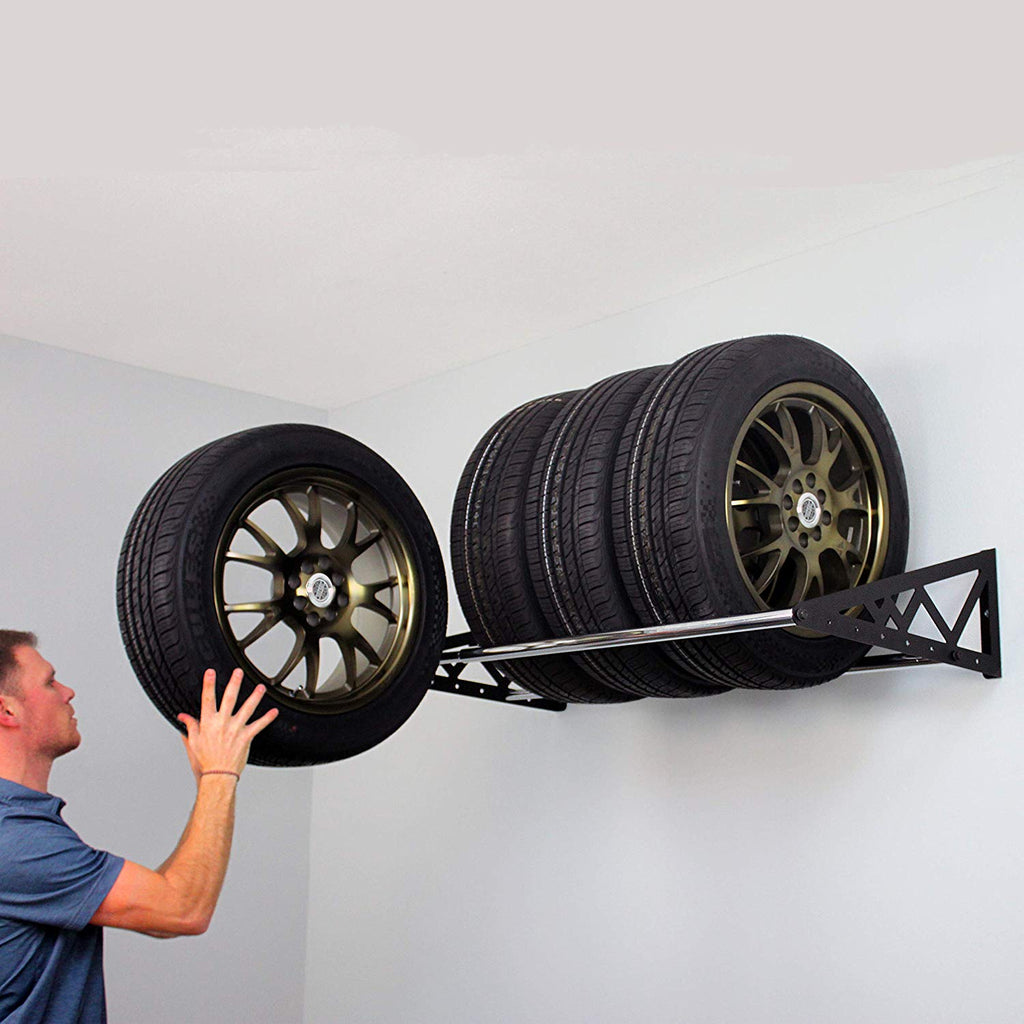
[0,337,321,1024]
[307,169,1023,1023]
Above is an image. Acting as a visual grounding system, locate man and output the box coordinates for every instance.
[0,629,278,1023]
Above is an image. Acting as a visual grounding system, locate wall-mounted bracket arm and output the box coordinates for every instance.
[794,548,1000,679]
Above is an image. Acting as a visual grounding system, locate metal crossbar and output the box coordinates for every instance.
[432,549,1001,710]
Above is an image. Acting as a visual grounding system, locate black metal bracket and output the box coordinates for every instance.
[431,549,1001,710]
[795,548,1000,679]
[432,633,568,711]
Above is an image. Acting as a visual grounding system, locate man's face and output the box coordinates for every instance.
[5,646,80,758]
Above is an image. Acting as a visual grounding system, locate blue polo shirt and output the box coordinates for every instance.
[0,778,124,1023]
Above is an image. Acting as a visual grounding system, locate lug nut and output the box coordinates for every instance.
[318,557,331,571]
[306,613,320,628]
[301,560,314,573]
[292,597,305,610]
[288,575,301,589]
[331,572,345,587]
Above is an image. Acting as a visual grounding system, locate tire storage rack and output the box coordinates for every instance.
[432,548,1002,712]
[116,334,1004,767]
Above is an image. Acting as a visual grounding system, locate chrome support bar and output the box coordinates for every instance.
[440,608,796,665]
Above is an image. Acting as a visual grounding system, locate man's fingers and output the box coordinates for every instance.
[236,682,269,723]
[220,668,244,715]
[177,713,197,738]
[245,706,280,738]
[200,670,217,719]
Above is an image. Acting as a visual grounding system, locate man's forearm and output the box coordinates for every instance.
[156,775,238,933]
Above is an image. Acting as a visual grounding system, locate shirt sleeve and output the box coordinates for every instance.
[0,808,125,931]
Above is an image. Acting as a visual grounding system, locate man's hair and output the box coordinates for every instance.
[0,630,37,696]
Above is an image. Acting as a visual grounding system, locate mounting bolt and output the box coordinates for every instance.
[795,608,808,621]
[950,650,961,663]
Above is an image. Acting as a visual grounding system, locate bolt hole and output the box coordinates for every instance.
[783,494,794,510]
[818,489,827,503]
[799,533,808,548]
[806,473,816,488]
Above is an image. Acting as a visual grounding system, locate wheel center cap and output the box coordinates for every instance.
[797,492,822,528]
[306,572,337,608]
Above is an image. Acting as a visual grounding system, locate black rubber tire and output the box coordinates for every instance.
[526,368,730,698]
[117,424,448,766]
[451,395,636,703]
[613,335,909,689]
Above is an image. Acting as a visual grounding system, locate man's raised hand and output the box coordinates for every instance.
[176,668,278,782]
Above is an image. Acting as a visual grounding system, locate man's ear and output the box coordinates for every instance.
[0,696,20,729]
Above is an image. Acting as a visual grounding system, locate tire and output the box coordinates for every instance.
[451,395,637,703]
[526,368,730,698]
[117,424,448,766]
[613,335,909,688]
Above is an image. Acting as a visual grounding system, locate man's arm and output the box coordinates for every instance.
[89,668,278,937]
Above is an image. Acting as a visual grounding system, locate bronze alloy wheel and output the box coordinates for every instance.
[727,382,890,612]
[214,468,418,714]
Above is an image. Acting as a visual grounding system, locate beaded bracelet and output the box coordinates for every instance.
[201,770,241,781]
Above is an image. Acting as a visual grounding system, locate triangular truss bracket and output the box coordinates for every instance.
[794,549,1000,678]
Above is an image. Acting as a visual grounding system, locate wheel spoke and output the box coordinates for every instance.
[305,487,322,545]
[751,547,785,596]
[832,477,869,515]
[794,552,825,603]
[750,416,797,468]
[807,406,830,465]
[272,627,308,685]
[337,500,359,549]
[775,403,801,456]
[224,600,278,614]
[327,633,359,690]
[240,519,285,558]
[351,628,382,667]
[730,496,779,510]
[734,460,781,497]
[304,645,320,695]
[812,426,844,477]
[224,550,281,571]
[354,529,383,555]
[741,537,786,560]
[237,609,282,648]
[276,492,309,538]
[365,576,399,595]
[364,599,398,624]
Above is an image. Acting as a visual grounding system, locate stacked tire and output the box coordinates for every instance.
[451,335,909,699]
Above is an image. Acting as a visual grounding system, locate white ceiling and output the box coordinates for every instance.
[2,1,1021,408]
